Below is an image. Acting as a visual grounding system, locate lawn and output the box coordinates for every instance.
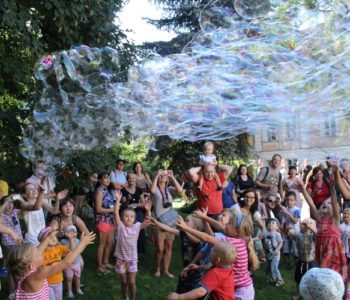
[0,211,296,300]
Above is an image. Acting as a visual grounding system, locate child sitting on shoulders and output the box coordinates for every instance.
[167,242,237,300]
[113,190,152,300]
[198,141,221,191]
[261,217,284,287]
[341,208,350,300]
[60,225,83,298]
[280,191,301,266]
[288,218,317,300]
[8,229,95,300]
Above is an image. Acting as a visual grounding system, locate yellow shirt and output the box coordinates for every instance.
[43,245,70,284]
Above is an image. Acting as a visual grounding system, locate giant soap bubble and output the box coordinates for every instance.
[22,0,350,163]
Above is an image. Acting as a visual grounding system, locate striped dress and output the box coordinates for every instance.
[16,271,49,300]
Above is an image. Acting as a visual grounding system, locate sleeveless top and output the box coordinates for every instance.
[53,215,78,239]
[24,208,46,246]
[94,186,115,225]
[16,270,49,300]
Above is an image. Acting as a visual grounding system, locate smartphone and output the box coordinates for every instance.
[12,194,21,200]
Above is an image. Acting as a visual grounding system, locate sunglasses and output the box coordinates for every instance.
[267,200,277,204]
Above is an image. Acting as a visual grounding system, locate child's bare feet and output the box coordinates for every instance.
[154,271,161,277]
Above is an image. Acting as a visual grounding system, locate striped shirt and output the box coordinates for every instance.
[218,237,252,288]
[114,222,141,261]
[16,271,49,300]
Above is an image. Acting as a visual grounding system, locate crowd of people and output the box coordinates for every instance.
[0,143,350,300]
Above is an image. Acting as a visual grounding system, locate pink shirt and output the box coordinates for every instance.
[114,222,141,261]
[16,271,49,300]
[218,237,252,288]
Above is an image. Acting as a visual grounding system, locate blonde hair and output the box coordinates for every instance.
[203,141,214,151]
[227,215,260,271]
[343,208,350,214]
[211,242,237,265]
[8,244,35,277]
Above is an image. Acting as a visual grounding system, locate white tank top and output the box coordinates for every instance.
[24,208,46,246]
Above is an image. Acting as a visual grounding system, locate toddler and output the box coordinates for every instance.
[262,217,284,287]
[168,242,236,300]
[113,190,152,300]
[198,141,221,191]
[8,229,95,299]
[61,225,83,298]
[288,218,317,300]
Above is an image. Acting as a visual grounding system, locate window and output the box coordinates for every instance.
[324,116,336,137]
[267,126,278,142]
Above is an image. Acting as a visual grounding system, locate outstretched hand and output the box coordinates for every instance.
[80,231,96,245]
[192,207,208,219]
[56,189,68,201]
[176,216,187,230]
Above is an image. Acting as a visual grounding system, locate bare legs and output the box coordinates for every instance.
[155,238,174,278]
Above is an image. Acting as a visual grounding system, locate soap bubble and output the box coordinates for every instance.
[23,0,350,164]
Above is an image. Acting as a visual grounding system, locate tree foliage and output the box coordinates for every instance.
[0,0,136,185]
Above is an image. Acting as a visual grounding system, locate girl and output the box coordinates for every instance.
[300,178,347,279]
[113,190,152,300]
[8,230,95,299]
[178,210,259,300]
[94,172,115,274]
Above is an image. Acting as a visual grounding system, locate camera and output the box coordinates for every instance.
[163,202,172,209]
[12,194,21,201]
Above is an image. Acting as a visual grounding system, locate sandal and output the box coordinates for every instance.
[165,272,175,279]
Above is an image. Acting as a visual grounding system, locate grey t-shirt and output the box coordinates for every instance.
[152,186,175,218]
[263,231,282,259]
[256,167,281,199]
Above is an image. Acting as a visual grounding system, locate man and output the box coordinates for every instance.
[110,158,128,191]
[255,154,283,202]
[188,164,233,219]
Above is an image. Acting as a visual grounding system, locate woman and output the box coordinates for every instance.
[306,167,330,209]
[231,188,265,231]
[222,178,237,209]
[121,173,147,253]
[151,169,183,278]
[93,172,115,273]
[234,164,255,200]
[283,165,302,208]
[133,162,152,193]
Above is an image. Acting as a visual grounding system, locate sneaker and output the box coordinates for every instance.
[266,276,276,283]
[67,291,74,298]
[7,293,16,300]
[275,279,285,287]
[76,288,84,295]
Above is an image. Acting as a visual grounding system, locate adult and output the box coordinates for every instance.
[133,162,152,193]
[110,158,128,191]
[222,177,237,209]
[26,160,56,218]
[306,167,330,209]
[264,195,279,219]
[231,188,265,231]
[255,154,283,202]
[94,172,115,273]
[151,170,183,278]
[283,165,302,208]
[121,173,147,253]
[234,164,255,200]
[189,164,233,219]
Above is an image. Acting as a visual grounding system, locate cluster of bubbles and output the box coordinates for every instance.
[22,0,350,163]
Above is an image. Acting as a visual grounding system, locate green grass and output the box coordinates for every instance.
[1,221,296,300]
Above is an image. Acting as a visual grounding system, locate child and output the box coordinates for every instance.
[38,226,74,299]
[176,213,259,300]
[198,141,221,191]
[8,229,95,299]
[300,178,347,279]
[288,218,317,300]
[167,242,237,300]
[341,208,350,300]
[113,190,152,300]
[60,225,83,298]
[0,195,24,298]
[280,191,301,266]
[261,217,284,287]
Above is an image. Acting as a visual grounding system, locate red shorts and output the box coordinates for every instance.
[95,222,115,233]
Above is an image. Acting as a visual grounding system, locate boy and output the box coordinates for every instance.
[167,242,236,300]
[280,191,301,265]
[288,218,316,300]
[262,218,284,287]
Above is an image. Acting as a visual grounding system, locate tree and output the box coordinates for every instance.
[0,0,136,185]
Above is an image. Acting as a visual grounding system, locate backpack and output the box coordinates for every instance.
[262,166,282,185]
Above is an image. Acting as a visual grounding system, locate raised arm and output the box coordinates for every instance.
[177,216,218,245]
[192,209,225,232]
[150,217,179,236]
[218,164,233,179]
[329,178,340,227]
[168,170,183,194]
[42,189,68,215]
[150,170,161,195]
[113,190,122,228]
[298,179,320,221]
[333,164,350,199]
